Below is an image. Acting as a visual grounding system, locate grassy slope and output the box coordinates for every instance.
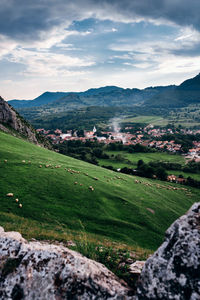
[0,131,198,251]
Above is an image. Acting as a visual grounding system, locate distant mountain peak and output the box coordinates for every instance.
[179,72,200,90]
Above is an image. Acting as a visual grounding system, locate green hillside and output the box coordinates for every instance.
[0,131,198,251]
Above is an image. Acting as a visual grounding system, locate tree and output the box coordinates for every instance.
[156,167,167,181]
[76,129,85,137]
[137,159,144,168]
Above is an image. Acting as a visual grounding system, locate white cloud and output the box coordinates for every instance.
[154,55,200,75]
[123,61,153,69]
[174,27,200,45]
[0,35,18,58]
[104,27,118,33]
[6,47,95,77]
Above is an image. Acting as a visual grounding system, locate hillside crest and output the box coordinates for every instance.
[0,96,47,146]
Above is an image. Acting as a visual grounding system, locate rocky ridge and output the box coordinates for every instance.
[0,96,48,146]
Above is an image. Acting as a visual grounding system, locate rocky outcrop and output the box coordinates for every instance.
[135,202,200,300]
[0,227,132,299]
[1,203,199,299]
[0,96,41,144]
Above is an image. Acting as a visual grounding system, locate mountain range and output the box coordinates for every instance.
[8,85,175,109]
[8,73,200,110]
[145,73,200,108]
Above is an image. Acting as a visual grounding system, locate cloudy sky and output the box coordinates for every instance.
[1,0,200,100]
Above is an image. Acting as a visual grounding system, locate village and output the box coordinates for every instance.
[36,124,200,161]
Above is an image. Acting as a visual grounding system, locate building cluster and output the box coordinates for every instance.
[36,124,200,159]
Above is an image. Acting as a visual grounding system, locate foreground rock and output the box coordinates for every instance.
[135,202,200,300]
[0,227,132,299]
[129,261,145,276]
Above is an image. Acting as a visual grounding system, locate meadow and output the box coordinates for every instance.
[0,131,198,254]
[98,150,185,169]
[121,115,168,126]
[121,113,200,127]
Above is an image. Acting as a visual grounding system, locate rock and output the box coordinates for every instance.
[67,240,76,247]
[0,96,51,148]
[135,202,200,300]
[0,228,132,299]
[129,261,145,274]
[0,96,38,144]
[126,258,135,264]
[128,261,146,288]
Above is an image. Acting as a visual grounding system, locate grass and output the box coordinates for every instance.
[0,131,198,254]
[121,116,168,126]
[167,170,200,181]
[98,151,185,169]
[121,114,200,128]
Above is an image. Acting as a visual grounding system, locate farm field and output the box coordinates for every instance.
[121,114,200,127]
[98,151,185,169]
[167,170,200,181]
[0,131,198,253]
[121,115,167,125]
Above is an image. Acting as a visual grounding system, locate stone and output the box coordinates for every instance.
[129,261,145,274]
[0,96,51,148]
[135,202,200,300]
[0,96,38,144]
[0,228,132,299]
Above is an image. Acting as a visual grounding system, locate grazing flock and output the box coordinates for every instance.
[3,158,193,212]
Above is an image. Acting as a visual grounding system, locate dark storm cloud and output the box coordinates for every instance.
[96,0,200,30]
[0,1,52,39]
[0,0,200,41]
[172,44,200,57]
[0,0,83,40]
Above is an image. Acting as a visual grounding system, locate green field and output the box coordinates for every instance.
[121,114,200,127]
[167,170,200,181]
[98,151,185,169]
[0,131,198,252]
[121,115,168,126]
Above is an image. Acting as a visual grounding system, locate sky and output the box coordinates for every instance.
[1,0,200,100]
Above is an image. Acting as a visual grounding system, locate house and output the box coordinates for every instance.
[54,129,62,135]
[167,175,177,182]
[176,177,187,184]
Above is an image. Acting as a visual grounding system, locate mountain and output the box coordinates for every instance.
[145,73,200,107]
[0,96,49,146]
[179,72,200,90]
[8,92,69,108]
[80,86,124,96]
[0,130,197,251]
[8,85,175,109]
[8,73,200,111]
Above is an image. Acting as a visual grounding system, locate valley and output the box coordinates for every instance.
[1,73,200,288]
[1,73,200,297]
[0,130,197,253]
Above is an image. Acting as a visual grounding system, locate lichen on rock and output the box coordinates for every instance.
[0,226,132,299]
[135,202,200,300]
